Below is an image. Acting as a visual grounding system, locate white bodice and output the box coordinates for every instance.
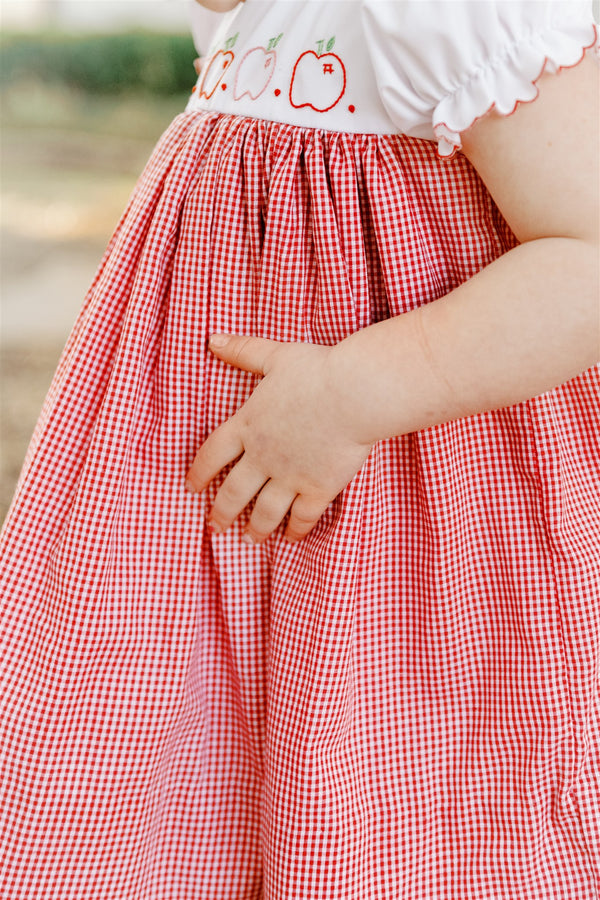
[186,1,598,155]
[187,2,393,134]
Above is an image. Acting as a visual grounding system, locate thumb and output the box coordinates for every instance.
[208,333,282,375]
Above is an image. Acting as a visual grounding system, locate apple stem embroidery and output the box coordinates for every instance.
[316,37,336,55]
[267,33,284,51]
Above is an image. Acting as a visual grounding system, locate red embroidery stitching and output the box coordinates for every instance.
[198,50,235,100]
[233,47,277,102]
[289,51,347,113]
[435,23,598,159]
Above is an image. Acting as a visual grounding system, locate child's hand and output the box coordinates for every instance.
[185,335,373,543]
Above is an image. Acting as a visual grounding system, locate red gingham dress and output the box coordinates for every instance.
[1,35,600,900]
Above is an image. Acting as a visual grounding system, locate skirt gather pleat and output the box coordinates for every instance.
[1,110,599,900]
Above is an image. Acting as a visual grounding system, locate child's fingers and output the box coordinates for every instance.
[284,495,329,543]
[186,420,243,493]
[209,334,282,375]
[208,456,269,533]
[243,480,297,544]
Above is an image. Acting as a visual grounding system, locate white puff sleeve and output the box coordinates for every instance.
[361,0,598,157]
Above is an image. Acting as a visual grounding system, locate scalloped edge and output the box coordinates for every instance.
[434,23,599,160]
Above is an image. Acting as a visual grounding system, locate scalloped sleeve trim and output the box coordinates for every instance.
[433,21,599,159]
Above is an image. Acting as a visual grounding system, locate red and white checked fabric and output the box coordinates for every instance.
[1,110,599,899]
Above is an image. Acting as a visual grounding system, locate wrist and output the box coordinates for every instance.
[327,329,408,446]
[329,305,466,445]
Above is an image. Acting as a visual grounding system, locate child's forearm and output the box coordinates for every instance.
[331,236,599,443]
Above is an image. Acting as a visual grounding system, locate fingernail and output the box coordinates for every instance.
[208,520,223,534]
[209,334,229,349]
[185,479,197,494]
[241,533,255,545]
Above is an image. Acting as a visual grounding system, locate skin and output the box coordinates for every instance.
[186,53,600,545]
[194,0,244,11]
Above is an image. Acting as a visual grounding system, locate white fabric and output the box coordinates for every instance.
[186,0,598,153]
[187,1,394,133]
[189,1,240,56]
[362,0,598,155]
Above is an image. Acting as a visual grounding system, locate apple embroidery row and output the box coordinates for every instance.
[194,35,352,115]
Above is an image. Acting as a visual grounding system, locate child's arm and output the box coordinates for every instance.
[186,55,599,544]
[333,53,599,443]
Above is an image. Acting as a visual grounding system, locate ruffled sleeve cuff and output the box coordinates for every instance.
[362,0,599,159]
[434,20,599,158]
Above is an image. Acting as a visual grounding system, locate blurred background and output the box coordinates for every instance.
[0,0,201,519]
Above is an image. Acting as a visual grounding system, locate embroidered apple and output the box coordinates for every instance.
[290,50,346,113]
[233,47,276,101]
[199,50,235,100]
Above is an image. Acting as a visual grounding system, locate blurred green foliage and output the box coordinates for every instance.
[0,31,197,96]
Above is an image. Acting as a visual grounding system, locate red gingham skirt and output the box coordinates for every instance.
[1,111,599,899]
